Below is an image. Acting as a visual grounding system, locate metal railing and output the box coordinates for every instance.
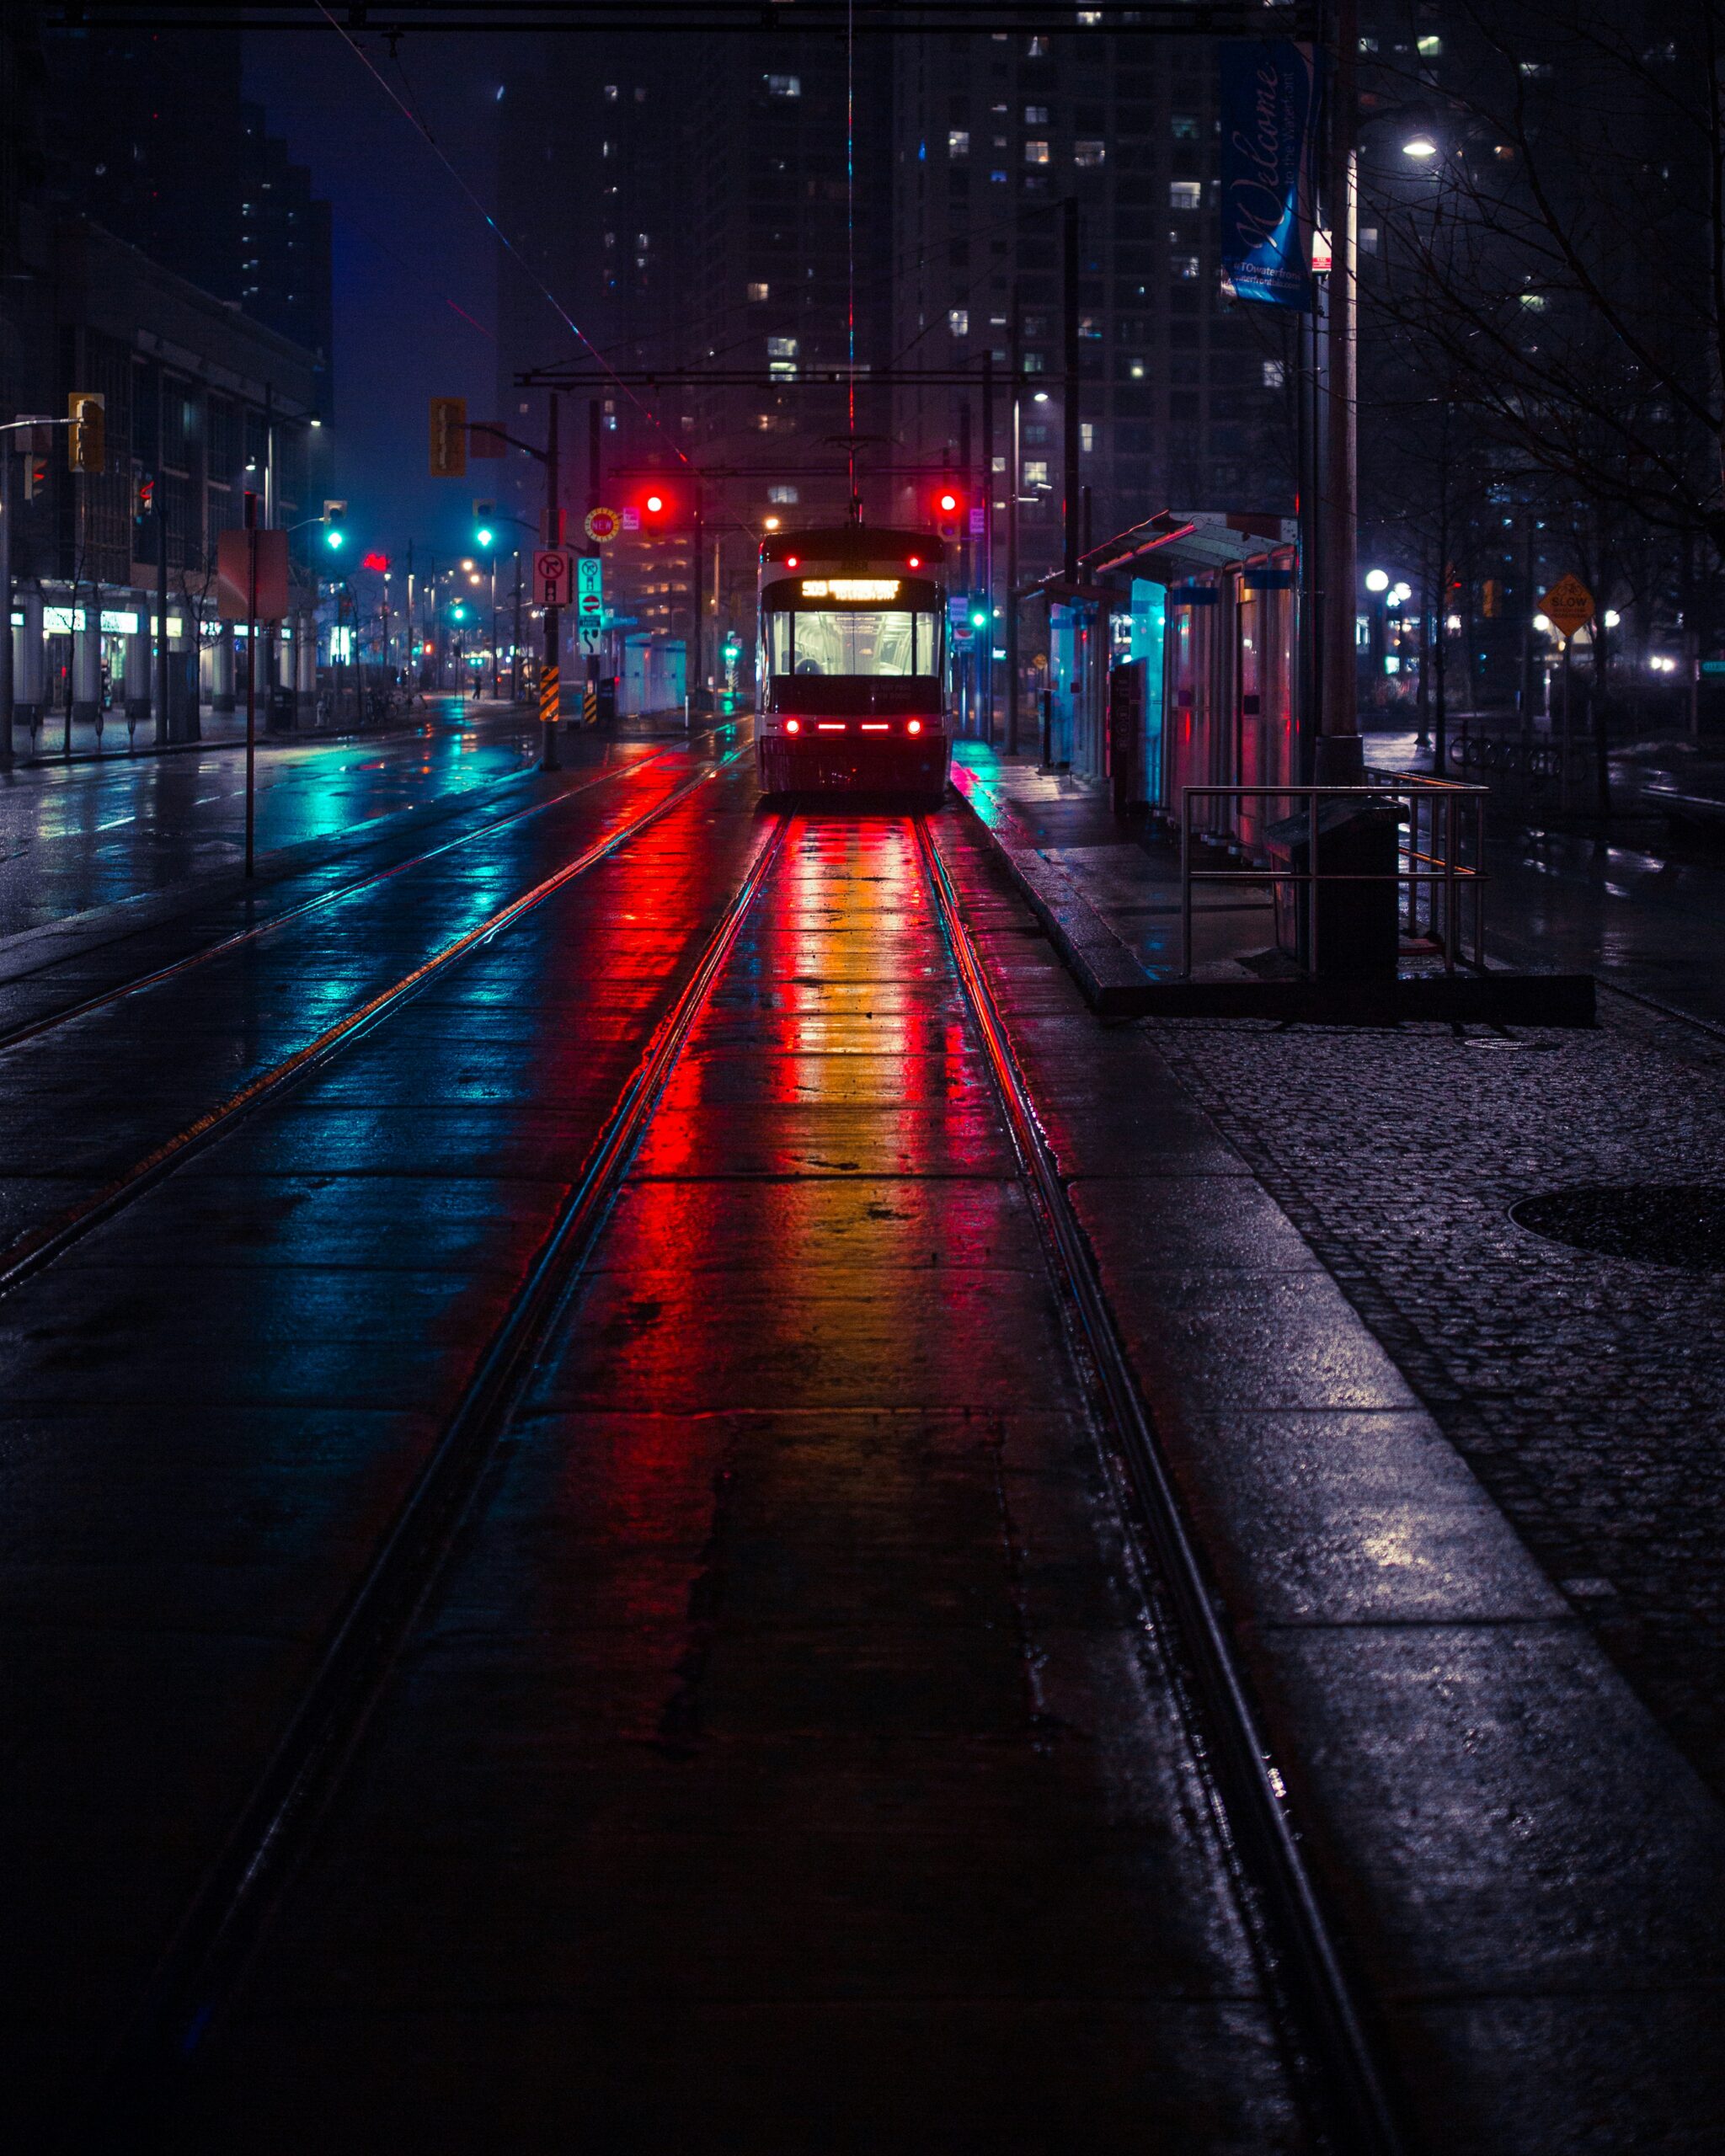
[1178,772,1489,980]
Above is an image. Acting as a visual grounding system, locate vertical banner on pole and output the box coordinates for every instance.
[1219,41,1323,311]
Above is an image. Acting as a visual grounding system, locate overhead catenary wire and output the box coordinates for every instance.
[314,3,692,466]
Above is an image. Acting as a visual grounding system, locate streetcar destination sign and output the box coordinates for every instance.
[800,578,900,601]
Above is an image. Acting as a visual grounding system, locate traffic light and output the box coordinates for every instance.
[24,454,49,502]
[637,483,681,530]
[134,473,156,525]
[67,392,106,475]
[473,500,496,548]
[430,395,467,478]
[323,499,347,552]
[932,485,964,540]
[361,551,390,574]
[969,599,990,632]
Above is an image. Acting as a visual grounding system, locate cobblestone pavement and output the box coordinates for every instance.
[1145,995,1725,1801]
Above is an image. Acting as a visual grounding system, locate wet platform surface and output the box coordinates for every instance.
[3,732,1722,2151]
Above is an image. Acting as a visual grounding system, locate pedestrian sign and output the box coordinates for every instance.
[1540,574,1594,640]
[532,548,575,608]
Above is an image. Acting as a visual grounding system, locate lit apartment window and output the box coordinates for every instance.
[1128,360,1146,379]
[767,336,798,357]
[1023,459,1049,486]
[766,73,801,97]
[1024,139,1050,166]
[1170,180,1203,211]
[1418,34,1442,54]
[768,484,799,503]
[948,129,969,158]
[948,307,969,336]
[1074,140,1105,168]
[1080,422,1094,452]
[1263,360,1285,388]
[1078,315,1101,339]
[1171,115,1199,140]
[1028,35,1049,56]
[1023,104,1049,125]
[603,84,618,101]
[1174,254,1200,280]
[747,280,769,302]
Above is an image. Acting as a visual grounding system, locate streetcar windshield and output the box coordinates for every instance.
[766,609,940,677]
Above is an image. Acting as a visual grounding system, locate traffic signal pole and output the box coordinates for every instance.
[0,441,13,774]
[542,393,561,771]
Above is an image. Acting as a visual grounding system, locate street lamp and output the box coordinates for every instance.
[1365,568,1390,594]
[1402,131,1439,160]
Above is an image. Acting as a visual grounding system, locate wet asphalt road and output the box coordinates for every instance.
[0,696,540,940]
[1370,724,1725,1024]
[1,741,1300,2148]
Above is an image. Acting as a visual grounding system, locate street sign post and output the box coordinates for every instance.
[532,548,574,608]
[576,556,602,622]
[1540,576,1595,814]
[1540,574,1594,641]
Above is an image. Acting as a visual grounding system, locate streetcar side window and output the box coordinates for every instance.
[765,609,940,676]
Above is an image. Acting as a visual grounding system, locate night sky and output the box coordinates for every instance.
[241,28,533,561]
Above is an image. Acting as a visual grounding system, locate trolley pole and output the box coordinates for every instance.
[542,393,561,771]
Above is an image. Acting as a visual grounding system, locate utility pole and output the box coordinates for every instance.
[513,551,523,703]
[542,392,561,771]
[1316,0,1362,779]
[981,352,995,746]
[1007,292,1023,755]
[243,488,259,877]
[0,440,13,775]
[958,400,973,734]
[1062,196,1081,589]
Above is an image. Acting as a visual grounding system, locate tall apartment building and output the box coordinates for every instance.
[890,24,1292,588]
[40,25,334,418]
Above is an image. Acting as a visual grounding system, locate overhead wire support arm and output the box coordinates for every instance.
[512,367,1051,392]
[44,2,1315,31]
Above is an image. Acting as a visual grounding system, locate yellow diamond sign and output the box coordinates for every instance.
[1540,574,1594,640]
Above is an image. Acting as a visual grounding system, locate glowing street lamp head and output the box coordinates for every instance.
[1365,568,1390,593]
[1402,131,1439,160]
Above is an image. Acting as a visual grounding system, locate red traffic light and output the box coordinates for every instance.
[637,485,681,527]
[361,551,390,574]
[937,489,959,515]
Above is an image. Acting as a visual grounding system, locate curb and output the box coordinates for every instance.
[950,761,1597,1027]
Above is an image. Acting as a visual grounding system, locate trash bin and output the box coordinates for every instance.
[266,684,296,734]
[1265,796,1403,979]
[596,675,617,727]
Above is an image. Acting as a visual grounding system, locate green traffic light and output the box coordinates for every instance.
[325,528,345,551]
[476,526,495,548]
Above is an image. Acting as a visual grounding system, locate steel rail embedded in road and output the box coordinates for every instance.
[0,749,744,1302]
[83,811,791,2148]
[914,813,1408,2156]
[0,733,726,1057]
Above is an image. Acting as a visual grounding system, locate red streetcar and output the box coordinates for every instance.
[754,526,950,807]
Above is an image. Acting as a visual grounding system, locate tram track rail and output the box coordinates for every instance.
[0,729,734,1058]
[83,796,1402,2149]
[83,810,793,2147]
[0,746,744,1301]
[913,812,1406,2155]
